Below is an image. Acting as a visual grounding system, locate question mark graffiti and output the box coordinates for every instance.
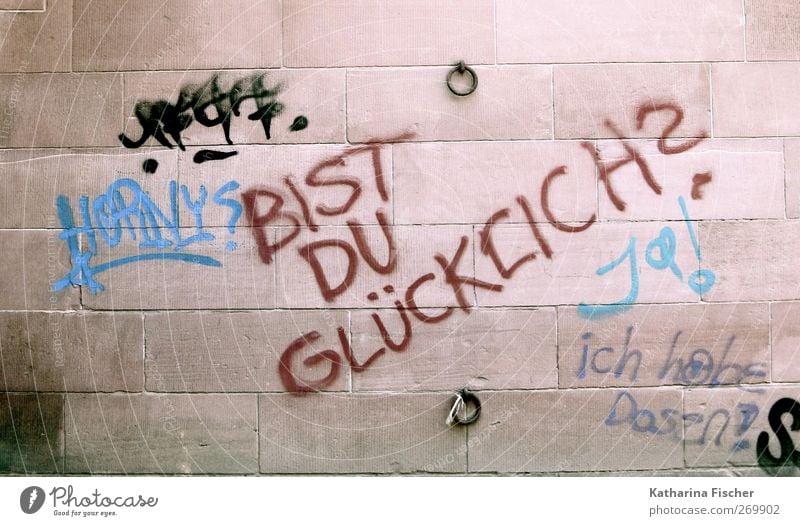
[213,180,243,251]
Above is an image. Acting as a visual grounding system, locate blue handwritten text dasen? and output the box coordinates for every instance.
[52,178,241,294]
[605,390,760,451]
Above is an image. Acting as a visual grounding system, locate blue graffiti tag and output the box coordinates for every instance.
[578,196,716,319]
[53,178,240,294]
[577,237,639,319]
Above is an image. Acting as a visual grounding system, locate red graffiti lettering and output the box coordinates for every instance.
[540,165,596,233]
[636,101,707,155]
[691,171,712,200]
[434,236,503,312]
[581,123,657,213]
[279,331,342,394]
[241,187,300,264]
[298,239,358,302]
[370,301,413,352]
[305,155,363,216]
[284,175,318,232]
[338,326,384,372]
[347,209,396,275]
[479,208,537,279]
[405,273,454,323]
[515,195,554,259]
[258,110,714,393]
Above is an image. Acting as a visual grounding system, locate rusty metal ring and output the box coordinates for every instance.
[446,61,478,97]
[449,388,481,426]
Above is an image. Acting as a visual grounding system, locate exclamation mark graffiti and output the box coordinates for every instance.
[678,196,716,295]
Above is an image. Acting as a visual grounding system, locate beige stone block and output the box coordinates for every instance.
[393,141,596,225]
[746,0,800,60]
[0,0,70,72]
[469,389,684,472]
[783,139,800,218]
[0,73,122,147]
[771,302,800,382]
[0,393,63,473]
[0,311,143,392]
[283,0,494,67]
[554,64,710,139]
[65,394,258,473]
[73,0,281,71]
[347,66,552,142]
[699,220,800,302]
[498,0,744,63]
[713,63,800,137]
[259,393,466,473]
[351,308,557,391]
[145,310,349,392]
[0,230,79,309]
[597,139,784,220]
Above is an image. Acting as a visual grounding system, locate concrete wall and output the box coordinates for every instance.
[1,0,800,475]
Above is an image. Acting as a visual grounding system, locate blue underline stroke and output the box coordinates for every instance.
[92,253,223,274]
[51,253,222,292]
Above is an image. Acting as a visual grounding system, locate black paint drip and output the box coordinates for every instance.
[193,149,239,164]
[289,115,309,132]
[142,158,159,173]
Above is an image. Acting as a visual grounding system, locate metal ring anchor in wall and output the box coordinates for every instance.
[446,388,482,426]
[446,61,478,97]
